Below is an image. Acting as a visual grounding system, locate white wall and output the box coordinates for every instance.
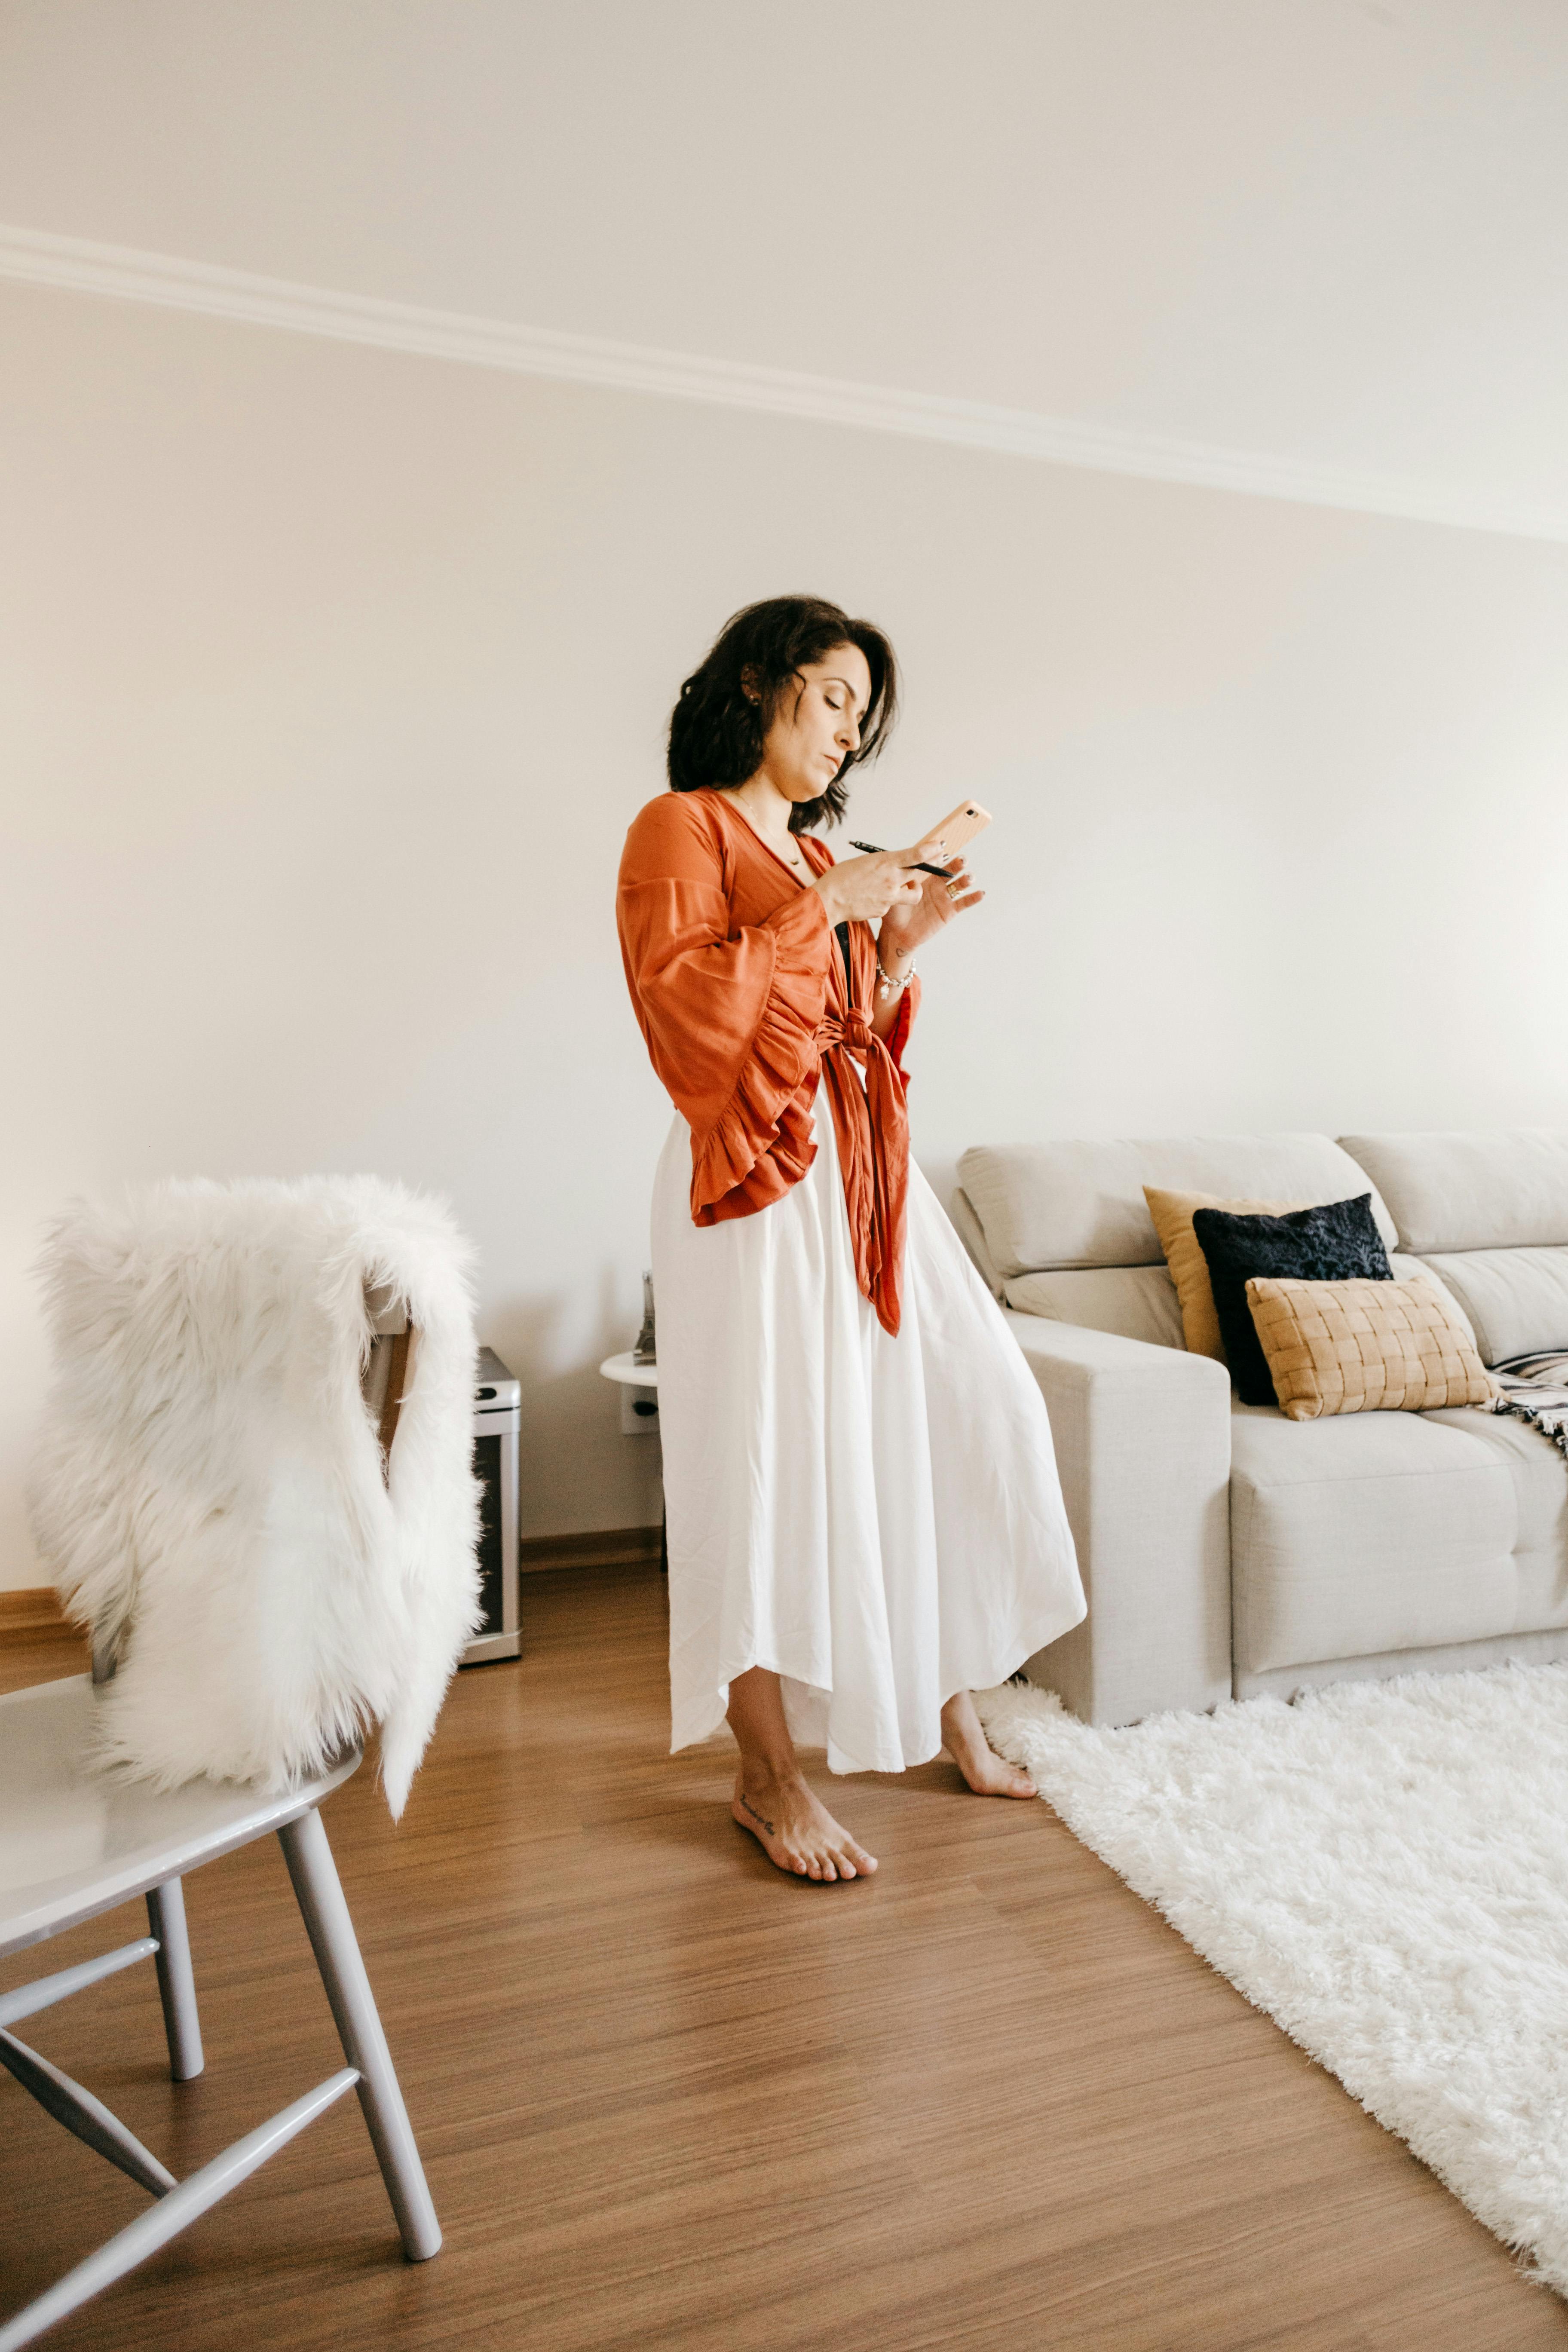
[3,276,1568,1586]
[4,0,1567,529]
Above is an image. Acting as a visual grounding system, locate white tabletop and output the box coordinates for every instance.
[599,1352,658,1388]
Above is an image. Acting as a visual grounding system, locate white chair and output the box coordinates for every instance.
[0,1677,439,2348]
[28,1174,481,1814]
[3,1175,483,2343]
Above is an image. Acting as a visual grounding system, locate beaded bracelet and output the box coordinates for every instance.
[876,955,916,1002]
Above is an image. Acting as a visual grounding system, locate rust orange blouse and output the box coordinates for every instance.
[617,788,919,1337]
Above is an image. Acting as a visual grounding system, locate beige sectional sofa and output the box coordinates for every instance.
[952,1130,1568,1725]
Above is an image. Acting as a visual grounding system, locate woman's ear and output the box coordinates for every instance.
[740,664,762,707]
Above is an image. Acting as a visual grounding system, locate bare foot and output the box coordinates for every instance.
[940,1690,1037,1799]
[731,1769,878,1882]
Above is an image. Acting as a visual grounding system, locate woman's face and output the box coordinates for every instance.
[758,643,872,805]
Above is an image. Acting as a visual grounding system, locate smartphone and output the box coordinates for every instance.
[914,799,992,860]
[847,841,952,876]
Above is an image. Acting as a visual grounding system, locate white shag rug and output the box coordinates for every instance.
[976,1663,1568,2295]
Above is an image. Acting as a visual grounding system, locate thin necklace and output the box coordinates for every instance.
[728,793,809,877]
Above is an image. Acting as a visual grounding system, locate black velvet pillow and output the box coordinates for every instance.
[1191,1195,1394,1407]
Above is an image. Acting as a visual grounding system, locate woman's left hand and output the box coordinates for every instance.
[877,856,984,957]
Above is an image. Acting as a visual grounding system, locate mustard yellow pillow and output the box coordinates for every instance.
[1143,1188,1317,1361]
[1247,1275,1500,1421]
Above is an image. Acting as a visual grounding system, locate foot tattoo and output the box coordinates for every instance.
[730,1773,878,1881]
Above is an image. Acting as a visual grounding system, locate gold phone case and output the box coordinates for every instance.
[915,799,992,859]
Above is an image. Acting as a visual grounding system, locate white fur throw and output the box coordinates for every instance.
[28,1176,482,1818]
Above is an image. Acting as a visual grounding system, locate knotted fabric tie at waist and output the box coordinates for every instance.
[814,1004,911,1338]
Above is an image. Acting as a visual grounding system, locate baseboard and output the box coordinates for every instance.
[0,1530,662,1651]
[0,1588,74,1648]
[519,1525,663,1575]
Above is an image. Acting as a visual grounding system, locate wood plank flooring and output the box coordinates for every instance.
[2,1566,1564,2351]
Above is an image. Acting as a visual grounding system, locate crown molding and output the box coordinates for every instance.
[2,220,1562,545]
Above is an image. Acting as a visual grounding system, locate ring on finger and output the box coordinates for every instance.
[945,878,961,899]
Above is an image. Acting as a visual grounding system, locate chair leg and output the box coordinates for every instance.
[146,1879,204,2082]
[276,1806,441,2261]
[0,2029,177,2199]
[0,2067,357,2352]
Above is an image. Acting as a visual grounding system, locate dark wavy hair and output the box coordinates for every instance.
[666,594,899,833]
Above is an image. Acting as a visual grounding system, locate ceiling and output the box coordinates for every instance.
[1,0,1565,535]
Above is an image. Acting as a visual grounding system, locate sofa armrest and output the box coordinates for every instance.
[1002,1311,1233,1724]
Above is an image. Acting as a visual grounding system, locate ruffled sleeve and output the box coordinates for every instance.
[617,795,833,1217]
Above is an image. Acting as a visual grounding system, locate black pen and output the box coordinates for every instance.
[849,840,955,877]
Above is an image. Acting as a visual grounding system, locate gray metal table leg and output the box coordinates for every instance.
[277,1806,441,2261]
[147,1879,204,2081]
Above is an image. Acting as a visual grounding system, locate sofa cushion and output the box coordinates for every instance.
[949,1186,1004,1296]
[1389,1252,1476,1340]
[1339,1131,1568,1254]
[1001,1265,1186,1350]
[1145,1187,1318,1360]
[1229,1404,1526,1674]
[1191,1195,1393,1405]
[1420,1404,1568,1560]
[1414,1247,1568,1366]
[1248,1274,1497,1420]
[982,1242,1476,1363]
[958,1136,1398,1280]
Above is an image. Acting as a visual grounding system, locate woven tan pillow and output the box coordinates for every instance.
[1143,1189,1317,1361]
[1247,1275,1501,1420]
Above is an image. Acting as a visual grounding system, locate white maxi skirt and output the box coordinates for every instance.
[651,1093,1085,1774]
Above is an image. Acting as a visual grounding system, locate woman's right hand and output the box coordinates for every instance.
[810,851,923,928]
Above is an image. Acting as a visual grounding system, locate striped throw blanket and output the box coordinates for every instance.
[1487,1351,1568,1461]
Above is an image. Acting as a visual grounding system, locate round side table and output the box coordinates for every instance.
[599,1354,664,1571]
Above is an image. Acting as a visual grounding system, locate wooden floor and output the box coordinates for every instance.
[3,1568,1564,2352]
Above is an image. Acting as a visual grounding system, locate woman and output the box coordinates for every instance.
[617,595,1084,1882]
